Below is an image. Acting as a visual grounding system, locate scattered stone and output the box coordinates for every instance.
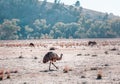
[104,51,108,54]
[82,48,86,50]
[30,50,32,52]
[34,56,38,59]
[13,52,15,54]
[38,61,41,63]
[7,75,10,79]
[92,55,97,57]
[50,47,56,50]
[96,71,102,80]
[18,56,23,59]
[91,67,98,70]
[113,79,115,81]
[45,70,48,72]
[81,75,86,78]
[23,82,27,84]
[104,64,109,66]
[96,74,102,79]
[85,54,90,56]
[77,54,82,56]
[10,70,18,73]
[110,48,117,51]
[117,53,120,55]
[84,69,87,72]
[82,82,87,84]
[69,68,73,71]
[63,68,68,73]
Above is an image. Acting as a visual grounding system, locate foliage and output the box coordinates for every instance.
[75,1,80,7]
[0,19,20,40]
[0,0,120,40]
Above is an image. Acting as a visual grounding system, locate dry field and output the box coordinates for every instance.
[0,39,120,84]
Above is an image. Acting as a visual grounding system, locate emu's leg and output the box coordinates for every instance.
[49,62,51,71]
[52,63,58,69]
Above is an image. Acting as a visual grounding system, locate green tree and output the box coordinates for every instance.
[52,22,65,38]
[74,27,86,38]
[33,19,50,38]
[110,19,120,37]
[24,25,34,39]
[0,19,21,40]
[75,1,80,7]
[65,23,80,38]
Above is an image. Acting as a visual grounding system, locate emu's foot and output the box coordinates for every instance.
[56,67,59,69]
[49,69,54,71]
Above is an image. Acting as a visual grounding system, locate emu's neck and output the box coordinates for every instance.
[57,54,63,60]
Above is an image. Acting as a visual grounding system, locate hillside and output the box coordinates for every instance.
[0,0,120,40]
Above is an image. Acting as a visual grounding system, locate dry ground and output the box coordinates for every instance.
[0,39,120,84]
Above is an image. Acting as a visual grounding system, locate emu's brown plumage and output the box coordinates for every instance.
[29,43,35,47]
[43,52,63,70]
[88,41,97,46]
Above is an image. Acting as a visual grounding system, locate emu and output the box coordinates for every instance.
[88,41,97,46]
[43,52,63,71]
[29,43,35,47]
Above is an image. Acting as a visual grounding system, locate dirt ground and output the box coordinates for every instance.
[0,39,120,84]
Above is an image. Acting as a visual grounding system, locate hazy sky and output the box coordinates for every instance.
[39,0,120,16]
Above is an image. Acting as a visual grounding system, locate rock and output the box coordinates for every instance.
[49,47,56,50]
[81,75,86,78]
[110,48,117,51]
[77,54,82,56]
[18,56,23,59]
[96,74,102,79]
[92,54,97,57]
[104,64,109,66]
[96,70,102,80]
[34,57,38,59]
[90,67,98,70]
[104,51,108,54]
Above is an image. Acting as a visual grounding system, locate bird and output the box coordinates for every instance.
[29,43,35,47]
[88,41,97,46]
[43,52,63,71]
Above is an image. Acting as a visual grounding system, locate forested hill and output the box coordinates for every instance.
[0,0,120,40]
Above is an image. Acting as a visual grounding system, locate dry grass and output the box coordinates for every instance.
[0,39,120,84]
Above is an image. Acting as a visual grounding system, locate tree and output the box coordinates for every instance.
[52,22,65,38]
[74,27,86,38]
[33,19,50,38]
[110,19,120,37]
[75,0,80,7]
[24,25,34,39]
[65,23,81,38]
[54,0,57,4]
[0,19,21,40]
